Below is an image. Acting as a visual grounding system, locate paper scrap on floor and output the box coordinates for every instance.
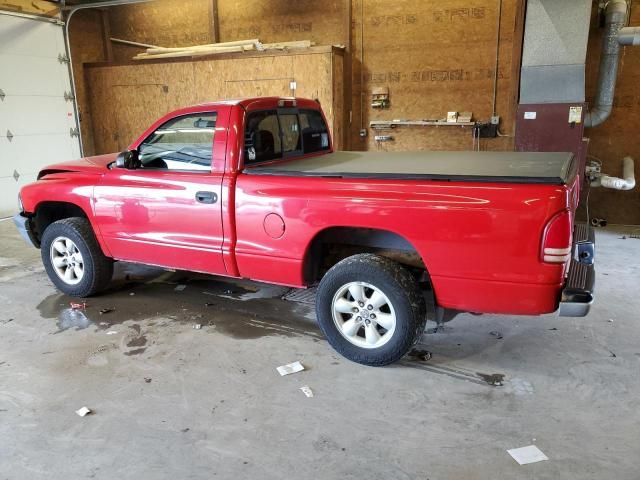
[75,406,92,417]
[277,361,304,376]
[300,386,313,397]
[175,284,186,291]
[507,445,548,465]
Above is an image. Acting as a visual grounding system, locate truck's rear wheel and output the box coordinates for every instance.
[41,217,113,297]
[316,254,427,366]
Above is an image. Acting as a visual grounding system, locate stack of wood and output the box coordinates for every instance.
[132,39,313,61]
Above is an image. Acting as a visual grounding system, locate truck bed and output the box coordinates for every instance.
[245,151,576,185]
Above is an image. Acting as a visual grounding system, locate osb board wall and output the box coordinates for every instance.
[217,0,346,45]
[69,10,108,156]
[108,0,213,62]
[85,49,343,154]
[351,0,519,152]
[0,0,59,17]
[585,3,640,225]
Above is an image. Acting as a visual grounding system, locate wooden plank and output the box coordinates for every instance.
[0,0,59,17]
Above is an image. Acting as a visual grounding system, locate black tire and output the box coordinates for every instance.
[316,254,427,366]
[41,217,114,297]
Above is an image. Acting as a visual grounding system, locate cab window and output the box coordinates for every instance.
[138,113,217,171]
[243,108,329,166]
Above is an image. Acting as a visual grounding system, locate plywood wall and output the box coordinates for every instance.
[108,0,214,62]
[85,48,343,153]
[585,2,640,225]
[69,10,109,156]
[217,0,345,45]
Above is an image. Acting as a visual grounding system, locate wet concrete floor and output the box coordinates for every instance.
[1,220,640,479]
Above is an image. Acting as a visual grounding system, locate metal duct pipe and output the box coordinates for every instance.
[584,0,628,128]
[618,26,640,45]
[592,156,636,190]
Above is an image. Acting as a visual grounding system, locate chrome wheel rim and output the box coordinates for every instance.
[331,281,397,349]
[50,236,84,285]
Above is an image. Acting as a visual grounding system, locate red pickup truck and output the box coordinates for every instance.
[14,97,595,365]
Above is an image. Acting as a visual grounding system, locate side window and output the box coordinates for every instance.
[244,110,282,164]
[299,109,330,153]
[138,113,217,171]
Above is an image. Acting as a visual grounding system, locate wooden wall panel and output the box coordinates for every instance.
[350,0,516,152]
[585,2,640,225]
[86,62,197,152]
[69,10,108,156]
[85,49,343,154]
[108,0,213,62]
[217,0,345,45]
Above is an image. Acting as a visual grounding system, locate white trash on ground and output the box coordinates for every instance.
[75,407,92,417]
[300,386,314,397]
[507,445,548,465]
[276,361,305,376]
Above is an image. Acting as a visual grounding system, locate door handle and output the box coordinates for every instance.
[195,191,218,204]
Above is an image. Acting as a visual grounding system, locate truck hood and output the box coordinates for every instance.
[38,153,118,179]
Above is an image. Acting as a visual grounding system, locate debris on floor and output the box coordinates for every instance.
[69,302,86,310]
[174,284,187,291]
[75,406,92,417]
[276,361,305,376]
[489,330,503,339]
[507,445,548,465]
[608,318,614,323]
[144,377,152,383]
[129,293,135,296]
[99,308,115,315]
[193,324,202,330]
[477,372,505,386]
[408,349,432,361]
[105,330,118,335]
[300,386,314,397]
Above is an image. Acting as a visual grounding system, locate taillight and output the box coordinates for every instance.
[541,210,572,263]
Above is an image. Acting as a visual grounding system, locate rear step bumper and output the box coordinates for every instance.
[558,223,595,317]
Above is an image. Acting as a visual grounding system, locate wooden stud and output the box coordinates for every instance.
[343,0,352,150]
[209,0,219,43]
[100,9,113,62]
[507,0,527,136]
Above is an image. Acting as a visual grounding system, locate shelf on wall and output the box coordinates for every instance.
[369,120,476,129]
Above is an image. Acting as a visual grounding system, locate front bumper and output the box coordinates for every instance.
[13,213,38,248]
[558,222,595,317]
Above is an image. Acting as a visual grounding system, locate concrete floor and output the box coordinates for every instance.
[1,220,639,479]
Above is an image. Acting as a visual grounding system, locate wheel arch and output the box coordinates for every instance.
[302,226,430,284]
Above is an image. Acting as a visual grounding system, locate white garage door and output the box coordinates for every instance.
[0,13,81,218]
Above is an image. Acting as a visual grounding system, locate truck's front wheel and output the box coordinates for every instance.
[316,254,427,366]
[41,217,114,297]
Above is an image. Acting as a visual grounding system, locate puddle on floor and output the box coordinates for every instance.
[37,263,321,341]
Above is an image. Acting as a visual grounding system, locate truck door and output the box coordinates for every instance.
[93,110,227,275]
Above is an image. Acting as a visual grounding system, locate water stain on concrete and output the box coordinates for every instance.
[36,264,322,342]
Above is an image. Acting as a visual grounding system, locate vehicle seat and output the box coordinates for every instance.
[255,130,276,160]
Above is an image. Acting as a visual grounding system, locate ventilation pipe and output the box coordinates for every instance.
[591,156,636,190]
[584,0,629,127]
[618,26,640,45]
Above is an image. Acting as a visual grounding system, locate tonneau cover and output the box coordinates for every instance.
[245,151,576,185]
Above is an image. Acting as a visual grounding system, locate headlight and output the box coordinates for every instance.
[18,193,23,212]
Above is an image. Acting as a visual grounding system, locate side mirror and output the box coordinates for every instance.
[115,150,140,169]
